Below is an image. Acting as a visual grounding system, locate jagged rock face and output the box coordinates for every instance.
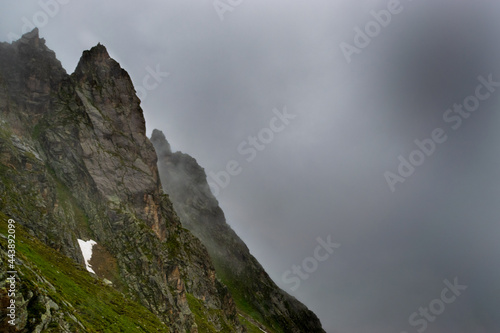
[0,28,66,131]
[71,42,166,240]
[0,30,243,332]
[151,129,326,333]
[0,27,82,263]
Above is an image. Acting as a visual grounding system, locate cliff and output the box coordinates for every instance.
[0,29,324,332]
[0,28,242,332]
[151,130,325,333]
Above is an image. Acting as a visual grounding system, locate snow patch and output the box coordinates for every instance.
[77,239,97,274]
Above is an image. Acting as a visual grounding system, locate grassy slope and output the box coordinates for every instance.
[212,261,281,333]
[0,213,269,333]
[186,292,266,333]
[0,211,170,332]
[0,128,268,332]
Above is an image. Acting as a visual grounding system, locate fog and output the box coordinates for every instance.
[2,1,500,331]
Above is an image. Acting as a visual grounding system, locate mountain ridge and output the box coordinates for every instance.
[0,29,325,332]
[151,129,325,333]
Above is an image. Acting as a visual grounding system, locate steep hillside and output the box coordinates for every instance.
[0,28,325,332]
[151,130,325,333]
[0,211,171,332]
[0,29,244,332]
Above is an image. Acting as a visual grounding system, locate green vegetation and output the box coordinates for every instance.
[0,155,44,222]
[185,293,235,333]
[50,169,94,239]
[31,122,44,140]
[212,261,281,333]
[164,233,182,258]
[0,215,170,332]
[238,314,270,333]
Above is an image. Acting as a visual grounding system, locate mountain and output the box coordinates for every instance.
[0,29,324,332]
[151,130,325,333]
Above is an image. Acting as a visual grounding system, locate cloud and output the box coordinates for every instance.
[2,1,500,331]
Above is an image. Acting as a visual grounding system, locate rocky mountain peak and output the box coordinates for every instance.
[0,30,325,332]
[71,42,145,138]
[15,27,41,47]
[79,43,110,64]
[73,43,128,85]
[11,28,59,66]
[150,129,172,157]
[0,28,65,133]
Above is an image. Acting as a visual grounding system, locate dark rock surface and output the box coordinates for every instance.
[151,129,326,333]
[0,29,242,332]
[0,28,325,332]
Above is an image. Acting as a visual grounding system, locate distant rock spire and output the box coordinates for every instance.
[16,27,42,48]
[23,27,39,39]
[150,129,172,157]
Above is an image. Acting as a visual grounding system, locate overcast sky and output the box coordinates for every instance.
[3,1,500,332]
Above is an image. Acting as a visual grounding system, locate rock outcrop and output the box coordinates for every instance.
[151,129,326,333]
[0,28,325,332]
[0,29,243,332]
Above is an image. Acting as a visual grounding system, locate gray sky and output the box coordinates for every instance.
[3,1,500,332]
